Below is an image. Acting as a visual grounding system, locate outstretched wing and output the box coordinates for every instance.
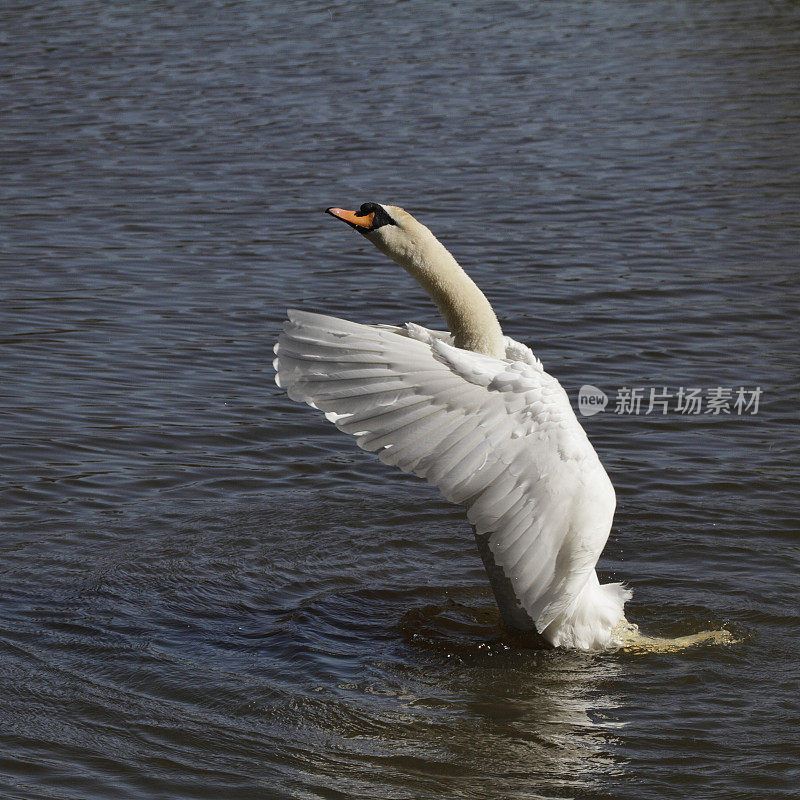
[273,310,616,632]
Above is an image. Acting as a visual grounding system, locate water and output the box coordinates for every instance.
[1,1,798,797]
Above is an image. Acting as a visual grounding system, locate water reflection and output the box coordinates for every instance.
[279,591,629,798]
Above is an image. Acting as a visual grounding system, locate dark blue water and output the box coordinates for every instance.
[1,1,798,798]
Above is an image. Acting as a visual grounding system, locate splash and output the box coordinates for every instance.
[401,599,741,655]
[614,621,740,654]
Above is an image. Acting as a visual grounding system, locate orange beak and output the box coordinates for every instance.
[326,207,375,230]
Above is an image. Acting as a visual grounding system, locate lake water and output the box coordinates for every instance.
[1,1,798,798]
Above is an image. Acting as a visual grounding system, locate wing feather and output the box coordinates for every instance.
[274,309,616,633]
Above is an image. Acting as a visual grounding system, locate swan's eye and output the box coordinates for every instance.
[358,203,373,216]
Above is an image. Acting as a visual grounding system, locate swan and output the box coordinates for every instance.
[273,203,728,652]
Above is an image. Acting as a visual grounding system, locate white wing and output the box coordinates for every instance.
[273,310,616,633]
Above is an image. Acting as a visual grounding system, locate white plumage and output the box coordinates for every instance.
[273,203,631,651]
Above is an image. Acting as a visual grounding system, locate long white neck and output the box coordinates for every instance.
[371,223,505,359]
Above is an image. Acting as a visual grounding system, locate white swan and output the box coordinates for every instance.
[273,202,634,651]
[274,203,734,652]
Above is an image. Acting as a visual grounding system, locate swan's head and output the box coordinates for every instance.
[325,203,435,265]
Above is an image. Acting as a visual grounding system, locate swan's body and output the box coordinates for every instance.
[274,203,631,650]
